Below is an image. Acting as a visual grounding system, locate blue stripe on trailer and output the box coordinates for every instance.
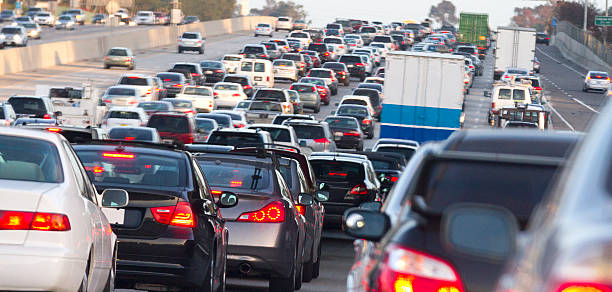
[381,104,462,129]
[380,124,457,143]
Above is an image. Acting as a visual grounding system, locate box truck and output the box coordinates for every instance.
[494,26,536,80]
[381,51,465,143]
[458,12,489,48]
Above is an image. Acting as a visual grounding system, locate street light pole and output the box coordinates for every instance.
[584,0,588,32]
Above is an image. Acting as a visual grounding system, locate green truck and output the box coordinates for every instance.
[458,12,489,48]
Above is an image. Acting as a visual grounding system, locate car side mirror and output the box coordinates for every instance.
[101,189,129,208]
[319,182,329,191]
[299,140,307,147]
[331,110,336,115]
[314,190,329,202]
[343,208,390,241]
[54,111,63,117]
[442,203,518,261]
[217,191,239,208]
[298,193,314,206]
[359,201,382,211]
[484,91,491,97]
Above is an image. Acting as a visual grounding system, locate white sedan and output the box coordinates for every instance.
[212,82,248,109]
[176,85,215,113]
[273,59,299,82]
[0,127,129,291]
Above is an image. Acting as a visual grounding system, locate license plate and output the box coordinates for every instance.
[334,132,343,137]
[120,124,127,126]
[102,208,125,225]
[205,70,213,74]
[347,65,354,68]
[254,76,263,81]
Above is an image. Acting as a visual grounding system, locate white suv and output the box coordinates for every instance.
[0,25,27,47]
[276,16,292,31]
[135,11,155,25]
[178,31,204,54]
[583,70,610,92]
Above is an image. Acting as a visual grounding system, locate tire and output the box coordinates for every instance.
[356,144,364,151]
[269,248,296,292]
[583,85,588,92]
[324,99,330,106]
[199,49,204,55]
[103,248,117,292]
[367,131,374,139]
[314,105,320,113]
[360,75,365,82]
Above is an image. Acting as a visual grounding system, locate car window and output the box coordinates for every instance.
[208,133,262,146]
[376,146,415,161]
[200,61,222,68]
[292,85,315,92]
[109,87,136,96]
[147,116,189,133]
[2,27,21,34]
[250,101,282,112]
[118,77,148,86]
[223,76,247,85]
[241,62,253,71]
[338,106,367,116]
[498,88,512,100]
[0,135,63,183]
[513,89,526,101]
[109,128,154,141]
[324,117,358,129]
[323,63,345,70]
[251,127,291,142]
[214,84,239,91]
[324,38,342,44]
[182,33,198,39]
[8,97,46,115]
[255,90,285,101]
[183,87,211,96]
[166,100,192,109]
[157,73,182,82]
[198,158,272,191]
[291,124,325,139]
[197,115,231,127]
[342,99,367,106]
[309,70,331,78]
[274,60,294,66]
[223,56,242,61]
[311,160,365,182]
[195,119,216,132]
[243,46,264,54]
[254,62,266,73]
[108,111,141,119]
[173,64,197,74]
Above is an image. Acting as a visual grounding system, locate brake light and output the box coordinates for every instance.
[503,75,509,79]
[546,37,550,40]
[355,63,364,67]
[191,73,199,77]
[0,210,70,231]
[350,184,368,195]
[362,119,371,124]
[232,93,241,97]
[295,205,305,216]
[85,166,104,173]
[243,85,252,90]
[102,152,135,159]
[128,76,140,79]
[211,190,222,195]
[151,202,196,228]
[377,244,464,292]
[214,69,223,73]
[43,114,51,119]
[329,172,348,176]
[313,138,330,143]
[343,132,360,136]
[533,86,542,90]
[553,282,612,292]
[339,71,346,75]
[390,176,399,182]
[469,65,474,69]
[173,84,183,88]
[324,52,330,56]
[46,127,61,132]
[237,201,285,223]
[492,102,496,109]
[608,78,611,81]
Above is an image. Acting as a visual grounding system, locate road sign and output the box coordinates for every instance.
[595,16,612,26]
[552,17,557,27]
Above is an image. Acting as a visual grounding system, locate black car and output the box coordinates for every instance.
[73,141,239,291]
[195,113,233,129]
[307,43,333,63]
[390,34,408,50]
[156,72,188,97]
[335,104,374,139]
[272,114,315,125]
[222,74,255,97]
[536,32,550,45]
[171,62,206,85]
[357,82,383,93]
[338,55,367,81]
[324,116,364,150]
[200,61,226,84]
[352,88,383,119]
[309,152,381,228]
[343,130,582,292]
[322,62,351,86]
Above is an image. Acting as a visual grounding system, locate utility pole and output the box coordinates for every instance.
[606,0,609,45]
[584,0,588,31]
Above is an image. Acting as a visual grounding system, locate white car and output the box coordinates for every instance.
[339,95,377,116]
[273,59,299,82]
[254,23,273,37]
[344,34,364,47]
[178,31,204,54]
[0,127,129,291]
[55,15,76,30]
[221,54,244,73]
[102,106,148,129]
[369,42,389,58]
[500,67,530,83]
[213,82,248,108]
[323,36,348,55]
[116,74,157,100]
[1,25,27,47]
[276,16,292,31]
[212,109,248,128]
[288,31,311,47]
[175,85,215,113]
[33,11,54,26]
[135,11,155,25]
[583,70,611,92]
[102,85,142,107]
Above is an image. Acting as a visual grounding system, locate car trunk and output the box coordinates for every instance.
[211,189,276,221]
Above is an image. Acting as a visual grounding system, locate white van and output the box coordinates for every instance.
[237,59,274,88]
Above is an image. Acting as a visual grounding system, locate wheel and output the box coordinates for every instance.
[344,79,350,86]
[332,87,338,96]
[583,85,588,92]
[269,248,297,292]
[367,131,374,139]
[203,248,215,292]
[314,105,320,113]
[199,48,204,55]
[302,248,314,283]
[312,242,321,279]
[103,248,117,292]
[178,47,183,54]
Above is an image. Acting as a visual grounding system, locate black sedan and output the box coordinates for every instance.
[324,116,364,150]
[200,60,226,84]
[334,104,375,139]
[322,62,351,86]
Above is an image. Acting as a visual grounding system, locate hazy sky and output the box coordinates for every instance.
[249,0,610,28]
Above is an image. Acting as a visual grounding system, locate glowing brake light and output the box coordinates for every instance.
[46,127,61,133]
[362,118,372,125]
[554,282,612,292]
[390,176,399,182]
[43,114,51,119]
[329,172,348,176]
[313,138,330,143]
[211,190,223,195]
[237,201,285,223]
[343,132,360,136]
[102,152,135,159]
[0,210,71,231]
[533,86,542,91]
[350,184,368,195]
[151,202,196,228]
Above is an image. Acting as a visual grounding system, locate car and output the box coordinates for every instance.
[337,54,367,81]
[324,116,364,150]
[178,31,205,54]
[352,88,383,119]
[358,26,377,44]
[272,114,315,125]
[153,12,168,24]
[273,59,299,82]
[101,107,148,129]
[343,129,582,292]
[55,15,76,30]
[62,8,85,25]
[290,83,321,113]
[196,113,234,129]
[0,128,128,291]
[357,82,383,93]
[276,16,293,31]
[533,56,541,73]
[25,7,43,18]
[206,129,272,148]
[73,141,237,291]
[237,58,274,87]
[280,53,308,76]
[116,74,158,100]
[287,89,304,114]
[102,85,141,107]
[344,34,364,47]
[253,88,294,114]
[221,54,244,74]
[307,43,334,63]
[390,34,408,50]
[309,152,381,228]
[241,100,283,124]
[325,23,344,35]
[194,149,307,291]
[354,47,381,66]
[283,119,336,153]
[212,82,248,109]
[300,50,322,68]
[343,38,359,52]
[194,117,218,142]
[269,39,290,53]
[0,9,16,22]
[171,62,206,85]
[515,74,543,97]
[350,151,407,197]
[176,85,215,113]
[183,15,199,24]
[161,98,196,116]
[247,124,301,150]
[339,95,377,119]
[21,124,109,142]
[372,138,419,161]
[292,19,308,30]
[222,74,255,97]
[135,10,155,25]
[334,104,375,139]
[156,72,187,97]
[108,126,160,142]
[8,95,58,119]
[34,11,55,26]
[146,112,196,144]
[104,47,135,70]
[500,67,530,82]
[299,77,330,104]
[91,13,107,24]
[0,102,16,126]
[288,31,312,47]
[200,60,226,84]
[489,83,534,121]
[584,70,611,92]
[287,39,304,53]
[241,44,269,60]
[1,25,27,46]
[323,36,347,55]
[306,68,338,96]
[255,23,273,37]
[363,76,384,85]
[322,62,351,86]
[261,41,282,60]
[21,22,41,39]
[536,32,550,45]
[211,109,248,128]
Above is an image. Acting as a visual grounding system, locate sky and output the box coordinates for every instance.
[248,0,610,28]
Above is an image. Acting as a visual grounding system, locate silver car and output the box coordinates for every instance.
[22,22,41,39]
[0,25,27,47]
[55,15,76,30]
[283,119,336,152]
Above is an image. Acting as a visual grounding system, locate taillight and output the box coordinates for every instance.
[237,201,285,223]
[362,119,372,124]
[350,184,368,195]
[553,282,612,292]
[377,244,464,292]
[151,202,196,228]
[46,127,61,133]
[0,210,71,231]
[469,65,474,69]
[243,85,252,90]
[503,75,509,79]
[296,205,305,216]
[313,138,330,143]
[355,63,365,66]
[43,114,51,119]
[191,73,199,77]
[390,176,399,182]
[173,84,183,88]
[232,93,241,97]
[343,132,360,136]
[533,86,542,90]
[214,69,223,73]
[492,102,496,109]
[324,52,330,56]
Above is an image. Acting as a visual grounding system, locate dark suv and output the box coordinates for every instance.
[322,62,350,86]
[307,43,333,63]
[8,95,59,119]
[222,74,255,97]
[338,55,367,81]
[171,62,206,85]
[146,113,196,144]
[199,61,226,84]
[156,72,188,97]
[73,141,239,291]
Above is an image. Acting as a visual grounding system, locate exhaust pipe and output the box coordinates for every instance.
[239,263,253,274]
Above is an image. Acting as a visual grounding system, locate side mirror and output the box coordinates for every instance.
[359,201,382,211]
[298,193,314,206]
[442,203,518,261]
[314,190,329,202]
[218,191,239,208]
[331,110,336,115]
[343,208,390,241]
[334,102,340,106]
[54,111,63,117]
[319,182,329,191]
[101,189,129,208]
[484,91,491,97]
[299,140,307,147]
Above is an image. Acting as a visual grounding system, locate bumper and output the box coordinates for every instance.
[179,45,202,50]
[334,137,362,149]
[105,61,131,67]
[587,82,609,90]
[302,100,319,109]
[347,67,366,76]
[274,70,297,79]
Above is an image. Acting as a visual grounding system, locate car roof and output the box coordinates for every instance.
[342,95,370,101]
[120,73,149,78]
[224,74,249,79]
[9,95,44,99]
[375,138,420,147]
[284,119,323,125]
[108,106,145,112]
[248,124,291,129]
[0,127,68,144]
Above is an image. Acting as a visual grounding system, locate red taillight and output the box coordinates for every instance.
[503,75,509,79]
[151,202,196,228]
[103,152,135,159]
[211,190,223,196]
[492,102,496,109]
[350,184,368,195]
[295,205,305,216]
[343,132,360,136]
[553,282,612,292]
[362,119,372,124]
[43,114,51,119]
[313,138,330,143]
[173,84,183,88]
[213,92,219,96]
[378,244,464,292]
[533,86,542,90]
[328,172,348,176]
[469,65,474,69]
[243,85,252,90]
[191,73,199,77]
[214,69,223,73]
[390,176,399,182]
[46,127,61,133]
[85,166,104,173]
[355,63,365,67]
[232,93,241,97]
[0,210,70,231]
[546,37,550,40]
[125,136,135,141]
[324,52,330,56]
[338,71,346,75]
[237,201,285,223]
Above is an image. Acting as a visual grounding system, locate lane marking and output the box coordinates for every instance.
[572,97,600,113]
[547,102,576,131]
[536,47,586,77]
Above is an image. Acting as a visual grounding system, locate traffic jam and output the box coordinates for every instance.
[0,11,611,292]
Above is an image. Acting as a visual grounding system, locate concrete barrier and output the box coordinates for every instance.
[553,32,612,73]
[0,16,276,76]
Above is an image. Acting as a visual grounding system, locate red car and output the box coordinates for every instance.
[146,112,195,144]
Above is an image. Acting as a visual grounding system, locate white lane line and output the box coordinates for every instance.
[572,97,600,113]
[536,47,585,77]
[548,102,576,131]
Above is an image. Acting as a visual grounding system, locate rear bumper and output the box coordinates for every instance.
[105,60,131,66]
[334,137,362,149]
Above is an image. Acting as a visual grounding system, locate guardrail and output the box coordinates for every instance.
[556,20,612,66]
[0,16,276,76]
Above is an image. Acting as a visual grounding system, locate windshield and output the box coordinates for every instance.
[197,159,271,191]
[107,87,136,96]
[376,146,414,161]
[323,63,345,70]
[324,117,358,129]
[214,84,239,91]
[0,135,63,183]
[308,70,331,78]
[23,23,36,28]
[250,127,291,142]
[166,100,192,109]
[157,73,182,82]
[250,101,282,112]
[108,49,128,56]
[338,106,367,116]
[183,87,211,96]
[257,23,270,27]
[255,90,285,101]
[173,64,197,73]
[208,133,263,147]
[139,102,170,111]
[195,119,216,132]
[291,124,325,139]
[361,27,376,33]
[182,33,198,39]
[274,60,294,67]
[243,46,264,54]
[311,160,365,182]
[8,97,45,115]
[108,128,154,141]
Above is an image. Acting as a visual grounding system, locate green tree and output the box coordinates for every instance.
[250,0,308,20]
[428,0,458,25]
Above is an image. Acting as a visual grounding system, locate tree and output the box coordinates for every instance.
[512,5,553,32]
[182,0,236,20]
[250,0,308,20]
[555,1,600,30]
[428,0,458,25]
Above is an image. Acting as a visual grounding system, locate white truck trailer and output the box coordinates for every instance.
[36,84,106,127]
[494,26,537,80]
[381,51,465,143]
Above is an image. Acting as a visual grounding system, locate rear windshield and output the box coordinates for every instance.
[457,47,476,54]
[255,90,285,101]
[290,32,308,38]
[338,106,367,116]
[370,158,401,170]
[138,102,170,111]
[278,17,290,21]
[243,46,264,53]
[590,73,609,79]
[308,44,327,52]
[343,99,367,106]
[108,128,154,141]
[200,61,223,68]
[0,135,63,183]
[183,87,211,96]
[292,85,315,92]
[208,132,263,147]
[373,36,391,42]
[311,160,365,182]
[49,88,83,99]
[8,97,45,115]
[182,33,198,39]
[197,158,271,191]
[353,89,381,106]
[257,23,271,27]
[301,78,325,86]
[282,54,301,61]
[107,87,136,96]
[147,116,190,133]
[108,111,140,119]
[157,73,182,82]
[172,64,197,73]
[263,43,278,50]
[118,77,148,86]
[326,24,341,29]
[214,112,241,120]
[197,114,231,127]
[223,56,242,61]
[1,27,21,34]
[324,117,358,129]
[166,100,192,109]
[324,38,342,44]
[274,60,294,66]
[251,127,291,142]
[291,124,325,139]
[250,101,282,112]
[215,84,239,91]
[323,63,345,70]
[361,27,376,33]
[76,150,186,187]
[339,55,362,63]
[376,146,415,161]
[223,76,247,85]
[195,119,216,132]
[308,70,332,78]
